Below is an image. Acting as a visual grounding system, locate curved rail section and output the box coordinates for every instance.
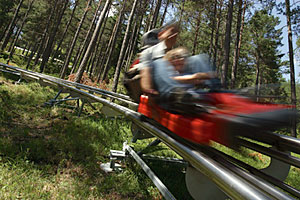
[0,63,299,200]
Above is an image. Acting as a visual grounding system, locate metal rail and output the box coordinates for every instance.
[0,63,137,107]
[0,62,299,199]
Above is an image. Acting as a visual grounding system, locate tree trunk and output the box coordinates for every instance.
[89,11,109,76]
[34,0,59,66]
[221,0,234,88]
[112,0,139,92]
[213,0,223,68]
[179,0,185,24]
[94,44,107,77]
[73,1,102,72]
[285,0,297,137]
[25,43,31,57]
[231,0,245,89]
[209,0,217,57]
[145,0,155,31]
[1,0,24,50]
[40,0,68,73]
[0,22,10,42]
[192,14,201,55]
[126,14,144,71]
[10,0,35,54]
[122,19,138,68]
[70,40,84,74]
[125,0,147,71]
[160,0,170,26]
[22,41,28,55]
[60,0,92,79]
[99,1,126,82]
[75,0,111,83]
[7,26,20,54]
[149,0,162,30]
[255,51,260,97]
[26,40,39,70]
[51,0,78,63]
[90,10,109,76]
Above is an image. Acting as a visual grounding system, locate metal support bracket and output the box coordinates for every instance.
[137,139,161,155]
[44,89,80,107]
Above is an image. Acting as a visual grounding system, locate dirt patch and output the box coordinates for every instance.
[68,73,109,90]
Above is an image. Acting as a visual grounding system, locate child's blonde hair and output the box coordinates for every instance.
[164,47,190,61]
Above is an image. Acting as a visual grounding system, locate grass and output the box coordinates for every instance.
[0,74,193,199]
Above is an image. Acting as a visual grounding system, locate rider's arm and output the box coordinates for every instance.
[172,72,212,84]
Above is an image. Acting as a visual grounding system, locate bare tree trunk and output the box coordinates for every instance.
[122,18,138,68]
[25,43,31,57]
[149,0,162,30]
[75,0,111,83]
[73,1,102,71]
[60,0,92,79]
[125,0,147,71]
[99,1,126,82]
[70,40,84,74]
[255,51,260,97]
[160,0,170,26]
[1,0,24,50]
[0,22,10,42]
[34,0,59,66]
[126,14,144,71]
[26,40,39,70]
[285,0,297,137]
[209,0,217,57]
[89,11,109,76]
[8,0,35,62]
[179,0,185,24]
[192,14,201,55]
[112,0,139,92]
[221,0,234,88]
[51,0,78,63]
[40,0,68,73]
[213,1,223,68]
[22,41,28,55]
[90,10,109,76]
[7,26,20,54]
[145,0,155,31]
[94,44,107,77]
[231,0,245,89]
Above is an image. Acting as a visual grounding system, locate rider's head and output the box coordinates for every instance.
[158,21,180,49]
[165,47,189,73]
[140,29,160,50]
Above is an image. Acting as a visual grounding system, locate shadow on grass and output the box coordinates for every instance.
[0,78,194,199]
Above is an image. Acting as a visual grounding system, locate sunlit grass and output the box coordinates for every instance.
[0,76,168,199]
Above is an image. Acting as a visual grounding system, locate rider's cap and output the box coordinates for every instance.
[140,29,160,50]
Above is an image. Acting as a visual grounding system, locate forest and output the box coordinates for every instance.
[0,0,300,126]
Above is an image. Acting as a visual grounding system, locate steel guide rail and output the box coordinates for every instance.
[0,63,137,107]
[0,63,298,199]
[200,146,294,200]
[200,144,300,198]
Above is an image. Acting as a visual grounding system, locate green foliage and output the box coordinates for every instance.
[0,51,9,60]
[0,0,14,36]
